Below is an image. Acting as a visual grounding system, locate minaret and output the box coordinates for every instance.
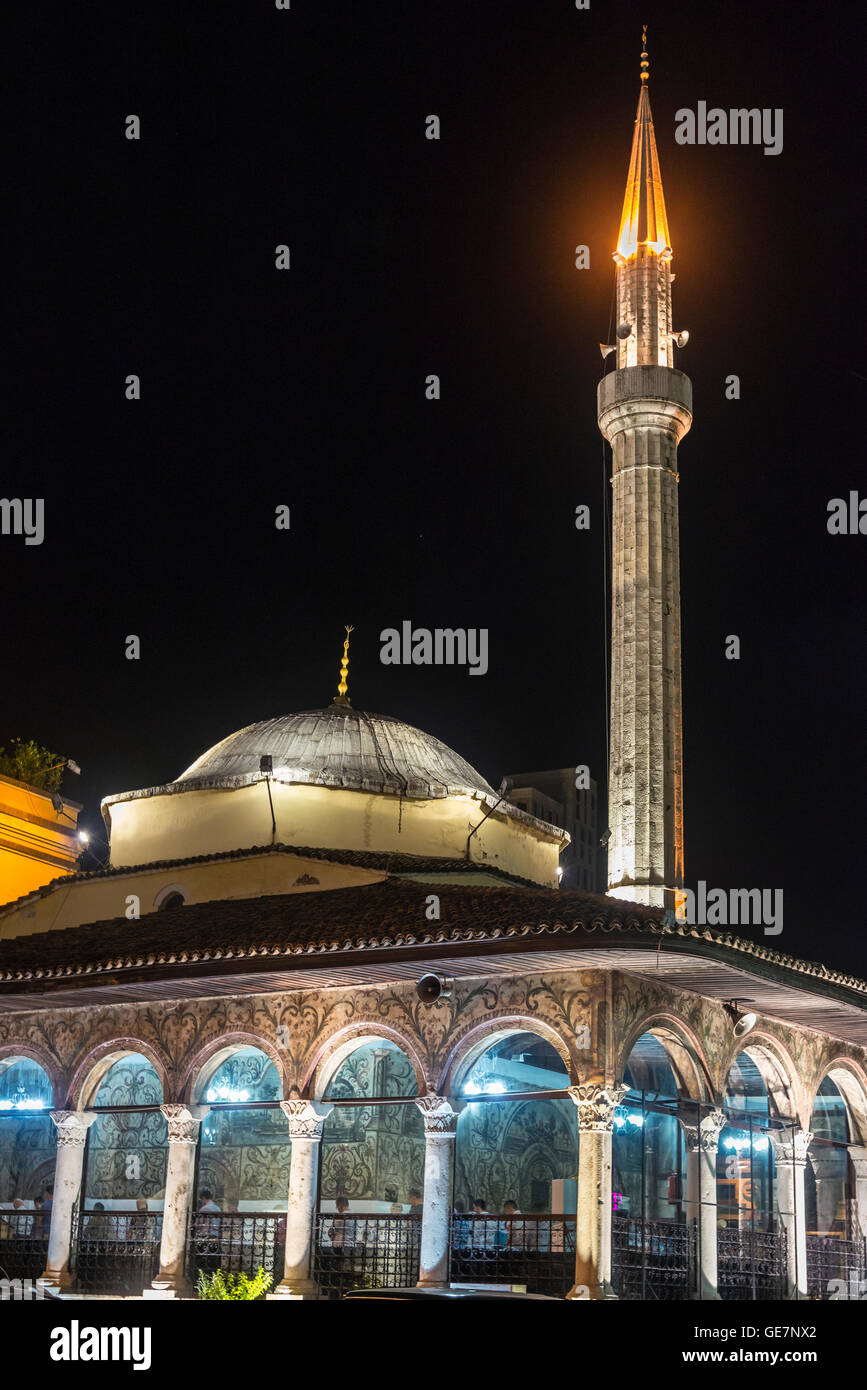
[599,33,692,911]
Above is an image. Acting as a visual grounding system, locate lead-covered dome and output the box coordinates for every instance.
[174,704,498,802]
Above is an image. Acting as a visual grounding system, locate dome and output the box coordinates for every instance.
[173,704,499,802]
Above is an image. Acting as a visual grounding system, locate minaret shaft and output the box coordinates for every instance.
[600,55,691,910]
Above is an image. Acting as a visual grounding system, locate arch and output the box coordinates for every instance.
[720,1034,802,1123]
[438,1016,575,1096]
[306,1024,427,1101]
[809,1058,867,1147]
[180,1032,287,1104]
[0,1042,62,1107]
[153,882,188,910]
[68,1037,172,1109]
[616,1013,714,1102]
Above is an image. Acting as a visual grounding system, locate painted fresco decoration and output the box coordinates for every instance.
[0,970,865,1145]
[321,1042,424,1204]
[86,1054,168,1203]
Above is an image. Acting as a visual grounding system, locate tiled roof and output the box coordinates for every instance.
[0,842,540,916]
[1,878,865,1007]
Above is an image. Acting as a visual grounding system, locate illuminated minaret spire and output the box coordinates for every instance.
[599,31,692,910]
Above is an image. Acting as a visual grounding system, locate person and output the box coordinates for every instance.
[502,1198,526,1252]
[31,1194,50,1238]
[407,1188,423,1216]
[128,1196,152,1242]
[84,1202,111,1241]
[327,1196,354,1249]
[470,1197,499,1256]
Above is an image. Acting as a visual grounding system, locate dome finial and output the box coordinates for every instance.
[333,624,354,706]
[640,24,649,83]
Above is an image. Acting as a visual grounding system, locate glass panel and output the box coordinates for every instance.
[198,1105,291,1212]
[808,1078,850,1237]
[201,1048,282,1105]
[461,1033,568,1096]
[0,1058,56,1270]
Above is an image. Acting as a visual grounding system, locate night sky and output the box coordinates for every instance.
[3,2,864,975]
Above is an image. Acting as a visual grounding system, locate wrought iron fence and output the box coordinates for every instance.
[449,1214,575,1297]
[611,1216,695,1300]
[717,1225,787,1300]
[72,1208,163,1295]
[806,1234,867,1300]
[313,1214,421,1298]
[186,1212,285,1285]
[0,1211,49,1282]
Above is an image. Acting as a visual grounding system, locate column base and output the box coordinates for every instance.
[38,1271,72,1291]
[268,1279,320,1301]
[566,1280,619,1301]
[144,1277,192,1299]
[690,1289,722,1301]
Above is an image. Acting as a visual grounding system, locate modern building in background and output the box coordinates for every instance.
[506,768,601,892]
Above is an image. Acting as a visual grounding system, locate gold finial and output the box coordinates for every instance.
[333,624,354,706]
[640,24,649,83]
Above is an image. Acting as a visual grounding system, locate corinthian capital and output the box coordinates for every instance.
[50,1110,97,1147]
[160,1103,206,1145]
[682,1109,727,1154]
[415,1093,459,1136]
[568,1083,628,1131]
[279,1098,333,1140]
[768,1128,813,1166]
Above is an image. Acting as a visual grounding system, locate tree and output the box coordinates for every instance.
[0,739,66,792]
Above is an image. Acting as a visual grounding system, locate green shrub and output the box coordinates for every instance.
[195,1266,273,1301]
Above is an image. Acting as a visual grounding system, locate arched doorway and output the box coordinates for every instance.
[76,1051,167,1294]
[716,1050,786,1299]
[806,1075,866,1297]
[612,1031,694,1300]
[0,1056,55,1280]
[315,1038,424,1298]
[187,1044,288,1288]
[451,1030,577,1297]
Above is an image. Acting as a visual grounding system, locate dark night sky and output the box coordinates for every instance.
[3,2,864,975]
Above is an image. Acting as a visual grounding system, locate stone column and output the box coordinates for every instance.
[414,1094,459,1288]
[38,1109,97,1290]
[566,1083,627,1299]
[682,1109,726,1299]
[769,1128,812,1299]
[269,1099,333,1300]
[849,1144,867,1240]
[145,1104,209,1298]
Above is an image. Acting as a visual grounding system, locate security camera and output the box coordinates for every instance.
[416,974,453,1003]
[616,322,632,339]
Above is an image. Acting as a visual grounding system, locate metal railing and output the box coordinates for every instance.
[806,1233,867,1300]
[450,1214,575,1298]
[186,1212,285,1284]
[0,1212,49,1282]
[72,1209,163,1295]
[611,1216,695,1300]
[717,1225,787,1300]
[313,1214,421,1298]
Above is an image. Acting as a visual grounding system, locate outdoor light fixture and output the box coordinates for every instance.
[259,755,273,774]
[78,830,90,845]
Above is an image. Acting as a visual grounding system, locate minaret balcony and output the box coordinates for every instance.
[598,365,692,444]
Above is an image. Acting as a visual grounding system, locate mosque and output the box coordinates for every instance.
[0,45,865,1302]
